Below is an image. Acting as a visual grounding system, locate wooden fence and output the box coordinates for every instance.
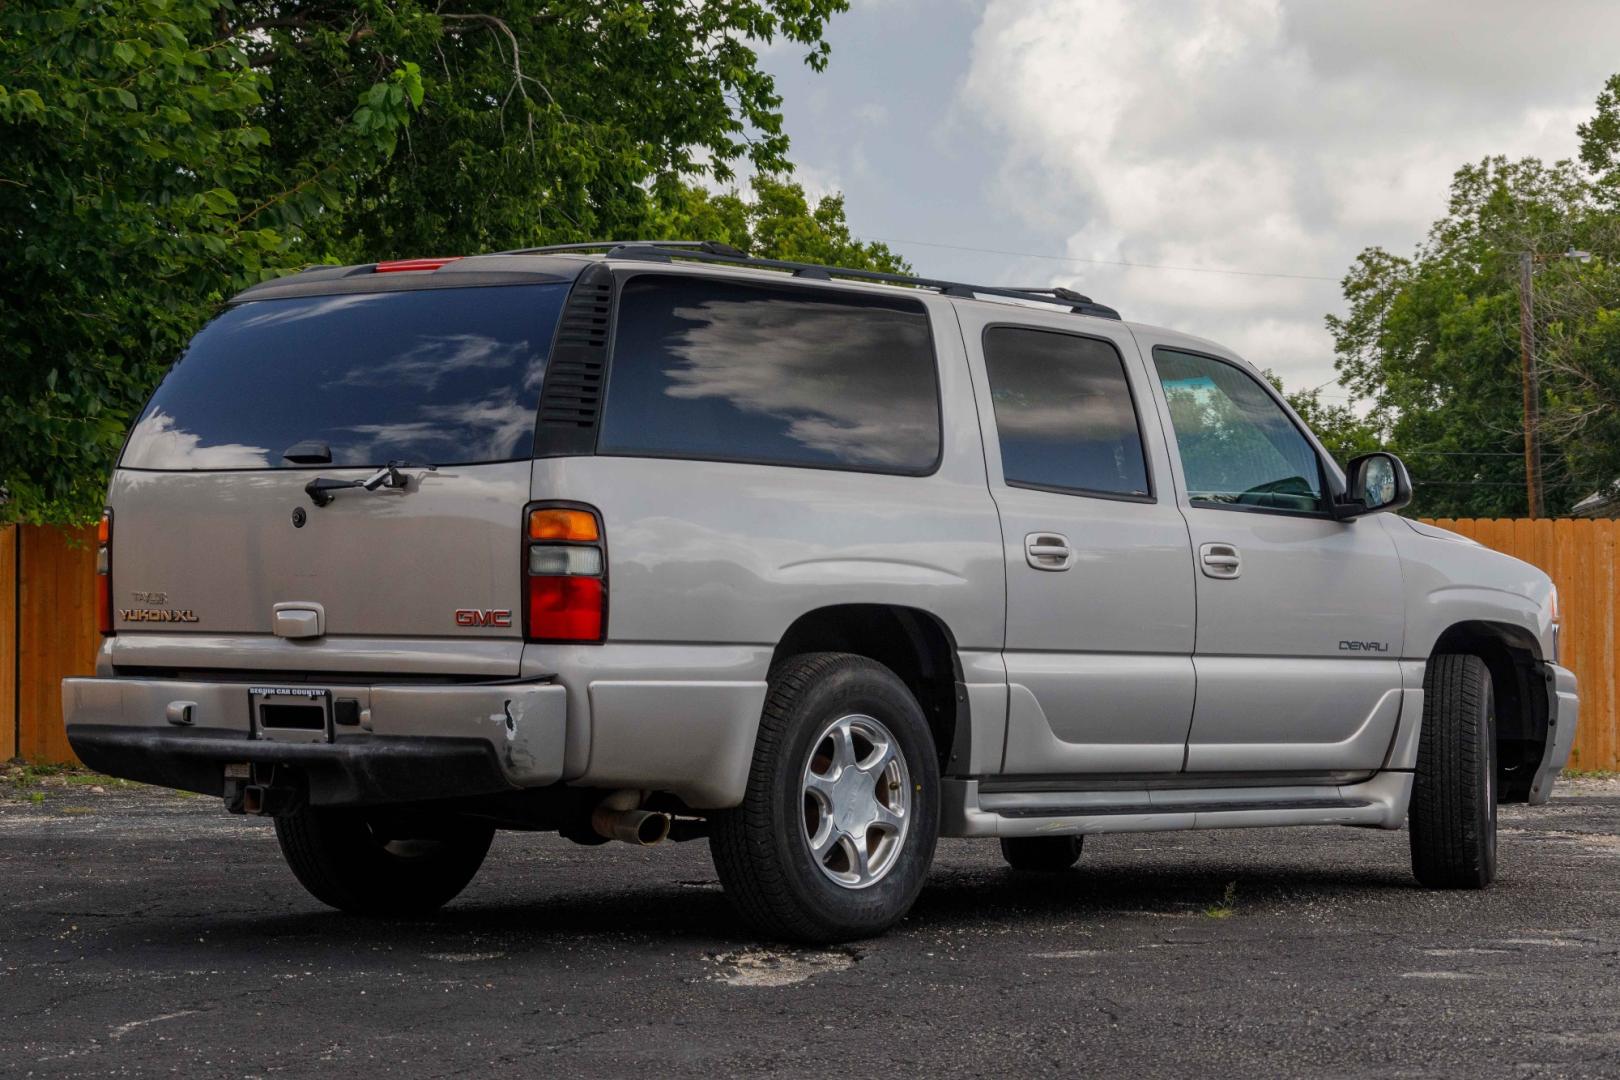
[4,524,97,764]
[2,518,1617,770]
[1426,518,1617,772]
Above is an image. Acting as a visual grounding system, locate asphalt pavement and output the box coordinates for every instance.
[2,774,1617,1079]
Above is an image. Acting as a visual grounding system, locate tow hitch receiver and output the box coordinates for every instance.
[224,764,302,816]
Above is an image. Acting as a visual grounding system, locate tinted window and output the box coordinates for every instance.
[598,276,940,473]
[1153,348,1323,512]
[122,284,568,470]
[983,327,1150,498]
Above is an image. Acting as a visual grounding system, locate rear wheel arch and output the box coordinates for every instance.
[1428,620,1547,803]
[770,604,966,776]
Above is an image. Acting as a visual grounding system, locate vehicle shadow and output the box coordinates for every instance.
[183,859,1420,955]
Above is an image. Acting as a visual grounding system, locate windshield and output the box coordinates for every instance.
[121,283,569,471]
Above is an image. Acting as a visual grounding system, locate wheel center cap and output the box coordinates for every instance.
[829,768,879,835]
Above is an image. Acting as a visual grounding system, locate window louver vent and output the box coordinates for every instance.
[534,263,615,457]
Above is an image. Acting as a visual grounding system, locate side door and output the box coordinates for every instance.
[1139,339,1406,774]
[960,308,1197,775]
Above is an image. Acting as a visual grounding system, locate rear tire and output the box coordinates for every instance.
[709,652,940,944]
[274,806,495,916]
[1000,835,1083,872]
[1409,653,1498,889]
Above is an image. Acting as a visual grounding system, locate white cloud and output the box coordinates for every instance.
[959,0,1620,390]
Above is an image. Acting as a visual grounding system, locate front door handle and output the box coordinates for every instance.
[1200,542,1242,579]
[1025,532,1074,571]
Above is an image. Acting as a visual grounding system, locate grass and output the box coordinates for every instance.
[1204,881,1239,919]
[2,762,142,794]
[1562,768,1619,780]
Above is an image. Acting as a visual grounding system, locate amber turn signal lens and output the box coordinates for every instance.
[528,508,599,542]
[97,510,111,545]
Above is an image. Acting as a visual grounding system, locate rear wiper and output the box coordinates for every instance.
[304,461,437,508]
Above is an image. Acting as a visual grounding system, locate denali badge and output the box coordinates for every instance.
[455,608,512,628]
[120,608,200,623]
[1339,640,1389,652]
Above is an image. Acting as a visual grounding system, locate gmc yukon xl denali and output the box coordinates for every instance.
[64,242,1580,943]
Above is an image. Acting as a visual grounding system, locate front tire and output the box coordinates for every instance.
[1409,653,1498,889]
[274,806,495,916]
[710,652,940,944]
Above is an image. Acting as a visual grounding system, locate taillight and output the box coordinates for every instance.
[524,505,605,643]
[97,508,113,636]
[374,257,462,273]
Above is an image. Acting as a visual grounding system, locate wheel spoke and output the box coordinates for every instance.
[808,818,838,860]
[846,829,872,882]
[872,800,905,833]
[828,721,858,773]
[803,770,839,803]
[857,737,897,778]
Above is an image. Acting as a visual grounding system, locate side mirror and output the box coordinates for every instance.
[1336,452,1412,519]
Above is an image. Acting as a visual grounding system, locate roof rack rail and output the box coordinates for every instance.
[499,240,1122,320]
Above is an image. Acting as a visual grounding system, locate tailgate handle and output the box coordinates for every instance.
[273,603,325,639]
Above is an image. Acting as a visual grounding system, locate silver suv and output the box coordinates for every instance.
[64,242,1579,942]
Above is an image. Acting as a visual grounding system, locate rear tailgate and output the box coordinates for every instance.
[107,280,570,674]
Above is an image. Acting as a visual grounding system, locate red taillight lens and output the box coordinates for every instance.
[526,576,604,642]
[374,257,462,273]
[97,508,113,636]
[523,504,606,643]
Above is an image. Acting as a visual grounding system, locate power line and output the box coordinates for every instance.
[870,236,1342,283]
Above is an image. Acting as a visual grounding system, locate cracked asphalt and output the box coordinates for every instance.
[1,777,1617,1079]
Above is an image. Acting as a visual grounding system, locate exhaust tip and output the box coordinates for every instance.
[591,805,672,846]
[632,810,672,846]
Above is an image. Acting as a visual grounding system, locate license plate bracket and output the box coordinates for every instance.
[249,686,333,743]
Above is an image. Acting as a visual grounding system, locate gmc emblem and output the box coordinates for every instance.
[455,608,512,628]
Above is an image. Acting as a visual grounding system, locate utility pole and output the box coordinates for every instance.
[1518,251,1544,519]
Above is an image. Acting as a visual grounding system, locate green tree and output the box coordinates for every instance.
[1328,151,1619,517]
[1,0,851,523]
[648,176,910,271]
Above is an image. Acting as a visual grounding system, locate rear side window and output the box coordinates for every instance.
[598,275,940,474]
[121,284,569,470]
[983,326,1150,499]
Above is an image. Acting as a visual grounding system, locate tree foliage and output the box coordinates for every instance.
[1,0,851,523]
[1328,133,1620,517]
[649,176,909,271]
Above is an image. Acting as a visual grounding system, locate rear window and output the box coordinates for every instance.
[121,284,569,470]
[597,275,940,474]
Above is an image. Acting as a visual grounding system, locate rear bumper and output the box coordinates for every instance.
[1529,663,1579,805]
[63,676,567,807]
[63,656,770,809]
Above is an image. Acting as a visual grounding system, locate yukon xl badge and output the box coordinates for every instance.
[120,608,200,623]
[1339,640,1389,652]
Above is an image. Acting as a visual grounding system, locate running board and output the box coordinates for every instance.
[939,773,1414,839]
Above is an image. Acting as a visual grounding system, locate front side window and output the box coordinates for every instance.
[598,275,940,473]
[1152,348,1323,513]
[983,326,1150,499]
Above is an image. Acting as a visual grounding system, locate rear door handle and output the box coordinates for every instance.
[1025,532,1074,571]
[1199,542,1242,579]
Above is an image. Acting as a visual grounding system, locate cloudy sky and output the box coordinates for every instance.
[759,0,1620,398]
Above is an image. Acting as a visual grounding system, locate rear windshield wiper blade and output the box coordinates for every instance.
[304,462,437,507]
